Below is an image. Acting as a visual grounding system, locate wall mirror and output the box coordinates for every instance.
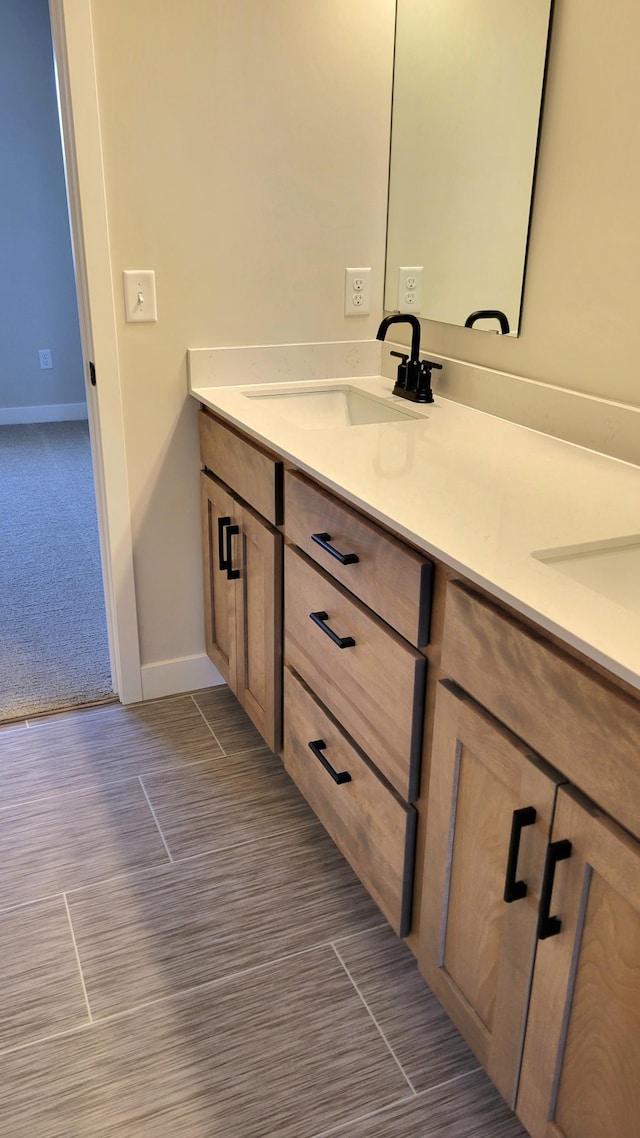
[384,0,553,335]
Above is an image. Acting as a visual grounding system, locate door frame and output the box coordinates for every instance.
[48,0,142,703]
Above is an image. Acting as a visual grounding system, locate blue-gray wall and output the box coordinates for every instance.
[0,0,86,418]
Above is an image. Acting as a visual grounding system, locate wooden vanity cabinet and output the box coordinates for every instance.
[282,470,435,936]
[517,785,640,1138]
[199,412,283,752]
[420,680,563,1107]
[419,579,640,1135]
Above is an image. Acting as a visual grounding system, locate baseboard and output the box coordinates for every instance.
[0,403,88,425]
[140,653,225,701]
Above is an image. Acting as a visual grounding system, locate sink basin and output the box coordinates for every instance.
[243,385,423,428]
[532,535,640,612]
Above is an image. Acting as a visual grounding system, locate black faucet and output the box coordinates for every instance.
[376,314,442,404]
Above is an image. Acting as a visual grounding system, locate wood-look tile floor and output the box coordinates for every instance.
[0,686,528,1136]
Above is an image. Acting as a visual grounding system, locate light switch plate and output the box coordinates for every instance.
[123,270,157,322]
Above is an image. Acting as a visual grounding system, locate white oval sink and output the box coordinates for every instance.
[243,384,423,429]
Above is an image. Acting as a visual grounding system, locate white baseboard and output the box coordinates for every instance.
[140,653,225,702]
[0,403,88,425]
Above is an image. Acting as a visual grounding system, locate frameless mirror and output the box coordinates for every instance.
[384,0,553,335]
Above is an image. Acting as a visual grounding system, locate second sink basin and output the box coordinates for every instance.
[243,384,423,428]
[533,535,640,613]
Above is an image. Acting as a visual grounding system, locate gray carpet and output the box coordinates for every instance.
[0,420,113,721]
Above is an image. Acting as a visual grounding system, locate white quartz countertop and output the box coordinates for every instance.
[190,372,640,693]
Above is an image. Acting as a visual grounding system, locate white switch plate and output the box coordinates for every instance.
[123,270,157,322]
[345,267,371,316]
[397,266,423,314]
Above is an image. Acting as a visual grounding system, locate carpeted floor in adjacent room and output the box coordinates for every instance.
[0,420,113,722]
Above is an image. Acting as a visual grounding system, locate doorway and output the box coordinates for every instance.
[0,0,112,721]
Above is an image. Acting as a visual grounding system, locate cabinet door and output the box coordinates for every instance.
[235,503,283,753]
[200,472,238,689]
[517,785,640,1138]
[419,681,562,1107]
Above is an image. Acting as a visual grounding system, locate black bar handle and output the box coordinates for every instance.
[217,516,231,571]
[464,309,511,334]
[503,806,537,903]
[308,739,352,785]
[225,524,240,580]
[311,532,360,566]
[537,839,572,940]
[309,611,355,649]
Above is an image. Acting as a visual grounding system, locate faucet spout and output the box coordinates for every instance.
[376,314,421,362]
[376,313,442,404]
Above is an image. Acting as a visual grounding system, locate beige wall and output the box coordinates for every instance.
[89,0,395,669]
[88,0,639,682]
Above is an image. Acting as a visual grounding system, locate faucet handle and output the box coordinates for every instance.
[389,350,409,390]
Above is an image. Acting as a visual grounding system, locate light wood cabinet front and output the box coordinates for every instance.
[284,544,426,802]
[199,410,283,525]
[419,681,563,1107]
[516,785,640,1138]
[200,472,238,688]
[285,470,433,646]
[282,666,416,936]
[200,471,282,752]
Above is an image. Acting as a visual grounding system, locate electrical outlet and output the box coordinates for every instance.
[345,267,371,316]
[38,349,53,369]
[397,266,423,314]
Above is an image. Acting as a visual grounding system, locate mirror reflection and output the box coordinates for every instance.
[385,0,553,335]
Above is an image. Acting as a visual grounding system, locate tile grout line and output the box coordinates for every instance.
[63,893,93,1024]
[0,817,321,921]
[308,1068,483,1138]
[0,744,272,817]
[331,942,417,1096]
[189,693,228,754]
[0,939,363,1060]
[138,777,174,863]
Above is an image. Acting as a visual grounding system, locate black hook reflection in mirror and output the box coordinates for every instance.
[465,309,511,335]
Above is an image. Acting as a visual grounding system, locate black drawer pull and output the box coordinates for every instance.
[217,516,231,572]
[308,739,352,785]
[311,532,359,565]
[225,523,240,580]
[537,839,572,940]
[309,610,355,649]
[504,806,537,903]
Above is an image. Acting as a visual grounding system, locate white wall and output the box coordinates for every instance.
[0,0,85,417]
[86,0,640,687]
[89,0,395,671]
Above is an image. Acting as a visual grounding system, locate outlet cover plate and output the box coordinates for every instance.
[397,266,423,314]
[345,267,371,316]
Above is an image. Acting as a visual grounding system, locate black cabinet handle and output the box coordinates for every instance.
[217,516,231,572]
[309,610,355,649]
[311,532,359,566]
[308,739,352,785]
[537,839,572,940]
[503,806,537,903]
[224,523,240,580]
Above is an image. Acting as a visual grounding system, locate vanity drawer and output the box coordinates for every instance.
[199,410,283,525]
[283,666,416,936]
[284,545,426,802]
[441,582,640,838]
[285,471,433,647]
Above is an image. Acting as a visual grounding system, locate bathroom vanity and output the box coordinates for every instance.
[192,353,640,1138]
